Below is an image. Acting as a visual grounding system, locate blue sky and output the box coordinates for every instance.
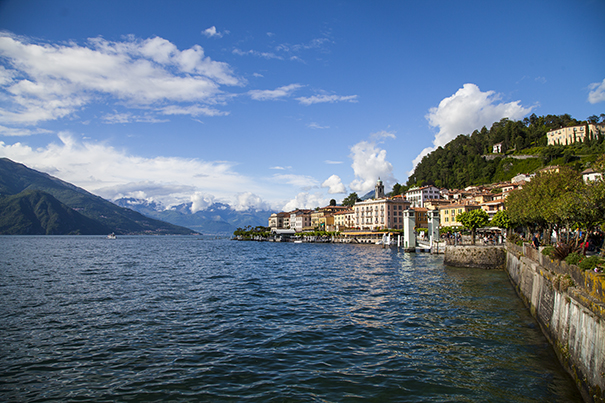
[0,0,603,212]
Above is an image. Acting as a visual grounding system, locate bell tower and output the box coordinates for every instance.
[375,178,385,199]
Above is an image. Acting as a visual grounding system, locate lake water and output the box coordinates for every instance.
[0,236,583,402]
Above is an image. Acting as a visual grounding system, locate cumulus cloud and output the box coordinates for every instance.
[296,94,358,105]
[248,84,303,101]
[588,79,605,104]
[282,192,329,212]
[191,192,216,213]
[0,132,260,208]
[202,26,225,38]
[349,132,396,194]
[321,174,346,194]
[0,33,240,125]
[411,83,533,171]
[232,192,272,211]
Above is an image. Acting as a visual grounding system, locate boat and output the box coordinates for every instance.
[107,233,117,239]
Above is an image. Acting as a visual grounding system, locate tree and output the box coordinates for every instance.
[456,209,490,245]
[491,210,512,233]
[506,167,583,242]
[342,192,360,207]
[329,199,337,206]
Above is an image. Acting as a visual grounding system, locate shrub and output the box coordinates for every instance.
[578,256,603,271]
[564,252,583,266]
[552,241,582,261]
[541,245,555,257]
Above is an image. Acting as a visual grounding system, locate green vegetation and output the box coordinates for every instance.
[456,209,490,245]
[342,192,361,207]
[0,190,110,235]
[506,164,605,250]
[407,113,604,189]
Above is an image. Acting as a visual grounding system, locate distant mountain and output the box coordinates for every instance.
[0,158,195,235]
[114,198,274,235]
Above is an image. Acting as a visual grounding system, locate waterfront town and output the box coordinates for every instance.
[262,122,605,246]
[266,168,601,243]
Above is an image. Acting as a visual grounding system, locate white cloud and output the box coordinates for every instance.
[160,105,229,117]
[191,192,216,213]
[282,192,329,212]
[248,84,303,101]
[232,192,271,211]
[296,94,358,105]
[102,111,168,124]
[308,122,329,129]
[272,173,318,190]
[232,48,282,60]
[411,83,533,172]
[370,130,396,141]
[202,26,224,38]
[588,79,605,104]
[0,125,52,136]
[325,160,342,165]
[0,132,260,209]
[0,33,240,125]
[349,134,396,195]
[270,166,291,170]
[321,174,346,194]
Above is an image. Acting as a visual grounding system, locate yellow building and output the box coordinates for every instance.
[439,203,481,227]
[547,123,605,146]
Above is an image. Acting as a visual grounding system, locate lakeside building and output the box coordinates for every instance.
[353,197,411,230]
[333,209,355,231]
[546,123,605,146]
[268,211,290,230]
[439,202,482,227]
[405,185,441,208]
[290,209,312,232]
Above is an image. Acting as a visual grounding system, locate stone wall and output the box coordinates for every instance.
[443,245,506,269]
[506,243,605,403]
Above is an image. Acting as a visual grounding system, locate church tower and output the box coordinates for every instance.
[375,178,385,199]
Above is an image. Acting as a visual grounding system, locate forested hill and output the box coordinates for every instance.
[406,113,605,190]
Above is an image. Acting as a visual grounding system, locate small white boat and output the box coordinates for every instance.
[107,233,117,239]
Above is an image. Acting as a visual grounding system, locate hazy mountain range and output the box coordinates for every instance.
[0,158,194,235]
[0,158,274,235]
[113,198,275,235]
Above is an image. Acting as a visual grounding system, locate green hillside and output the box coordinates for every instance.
[0,158,195,235]
[405,114,605,190]
[0,190,111,235]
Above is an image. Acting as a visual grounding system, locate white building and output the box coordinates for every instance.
[582,168,603,183]
[289,210,312,232]
[354,197,411,230]
[405,185,441,208]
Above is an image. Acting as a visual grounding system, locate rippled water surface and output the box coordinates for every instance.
[0,236,582,402]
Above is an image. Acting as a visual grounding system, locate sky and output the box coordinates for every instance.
[0,0,604,213]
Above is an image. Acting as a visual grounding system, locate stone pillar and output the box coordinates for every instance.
[427,209,440,245]
[403,208,416,251]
